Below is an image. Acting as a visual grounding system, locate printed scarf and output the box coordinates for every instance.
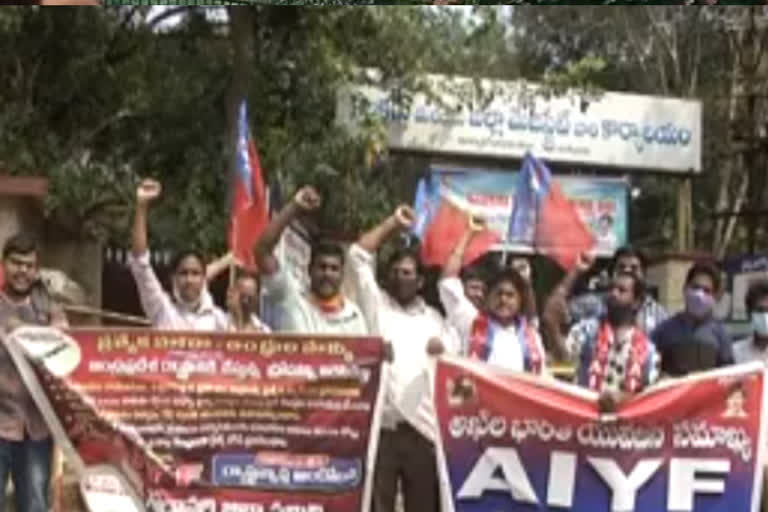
[469,314,543,374]
[587,322,649,393]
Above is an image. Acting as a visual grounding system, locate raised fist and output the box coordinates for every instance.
[426,337,445,356]
[468,214,488,233]
[574,251,596,274]
[394,205,416,229]
[136,179,162,205]
[293,186,322,212]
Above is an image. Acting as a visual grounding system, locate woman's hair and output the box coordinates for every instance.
[487,266,535,320]
[170,250,206,273]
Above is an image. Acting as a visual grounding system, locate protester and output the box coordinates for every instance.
[0,234,68,512]
[206,252,270,332]
[651,261,733,376]
[128,179,230,330]
[438,215,546,374]
[733,281,768,364]
[459,264,486,311]
[547,269,659,411]
[225,269,271,333]
[347,204,456,512]
[546,246,668,335]
[254,185,367,335]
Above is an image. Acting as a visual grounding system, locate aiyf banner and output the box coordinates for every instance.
[434,356,767,512]
[7,327,386,512]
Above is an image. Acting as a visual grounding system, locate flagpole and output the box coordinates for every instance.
[228,260,236,289]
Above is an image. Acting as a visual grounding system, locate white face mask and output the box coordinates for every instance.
[752,312,768,337]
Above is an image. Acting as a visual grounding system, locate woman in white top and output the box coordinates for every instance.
[128,179,230,331]
[438,216,546,375]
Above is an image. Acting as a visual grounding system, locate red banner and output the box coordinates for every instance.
[8,327,385,512]
[434,356,768,512]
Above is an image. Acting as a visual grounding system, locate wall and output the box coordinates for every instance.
[0,197,44,250]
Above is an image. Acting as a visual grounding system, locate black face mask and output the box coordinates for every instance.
[388,277,421,304]
[605,298,635,326]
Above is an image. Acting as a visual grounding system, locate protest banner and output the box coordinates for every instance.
[434,356,767,512]
[6,326,386,512]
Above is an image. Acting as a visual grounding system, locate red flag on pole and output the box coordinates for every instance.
[413,176,500,267]
[229,101,269,269]
[509,153,595,270]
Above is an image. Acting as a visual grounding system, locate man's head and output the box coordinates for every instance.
[2,234,40,297]
[598,214,614,235]
[746,280,768,338]
[385,248,424,306]
[308,241,345,300]
[683,262,721,320]
[611,246,647,280]
[485,267,529,326]
[171,251,207,305]
[605,271,645,326]
[235,270,260,316]
[460,265,487,310]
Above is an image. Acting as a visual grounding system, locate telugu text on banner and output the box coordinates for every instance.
[7,327,386,512]
[434,356,767,512]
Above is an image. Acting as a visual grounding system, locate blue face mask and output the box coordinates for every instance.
[752,312,768,337]
[684,288,715,318]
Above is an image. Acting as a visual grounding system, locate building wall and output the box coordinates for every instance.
[41,239,102,308]
[0,198,43,250]
[647,259,692,314]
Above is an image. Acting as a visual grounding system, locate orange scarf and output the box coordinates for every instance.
[311,294,344,314]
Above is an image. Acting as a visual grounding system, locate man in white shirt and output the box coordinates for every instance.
[734,280,768,364]
[128,179,230,331]
[254,186,367,335]
[347,204,455,512]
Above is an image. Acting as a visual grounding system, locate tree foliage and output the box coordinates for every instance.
[1,6,764,257]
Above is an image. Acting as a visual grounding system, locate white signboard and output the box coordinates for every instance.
[336,73,702,173]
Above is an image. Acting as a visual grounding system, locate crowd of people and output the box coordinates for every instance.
[0,178,766,512]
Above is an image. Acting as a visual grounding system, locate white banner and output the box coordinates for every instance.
[336,74,702,173]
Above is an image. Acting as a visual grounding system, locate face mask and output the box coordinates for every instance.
[685,288,715,318]
[388,277,421,304]
[172,284,202,311]
[752,312,768,337]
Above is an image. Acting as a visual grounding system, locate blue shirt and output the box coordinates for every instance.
[650,313,734,377]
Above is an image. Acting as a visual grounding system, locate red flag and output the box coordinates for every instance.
[417,181,500,267]
[229,101,269,269]
[512,154,594,270]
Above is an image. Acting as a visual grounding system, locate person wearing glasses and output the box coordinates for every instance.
[544,246,668,337]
